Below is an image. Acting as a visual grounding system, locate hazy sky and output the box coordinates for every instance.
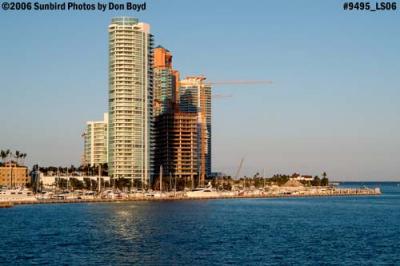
[1,0,399,180]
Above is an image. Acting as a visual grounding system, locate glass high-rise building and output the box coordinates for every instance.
[179,77,212,185]
[108,17,154,185]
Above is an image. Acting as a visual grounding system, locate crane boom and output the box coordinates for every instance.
[234,158,245,179]
[206,80,273,86]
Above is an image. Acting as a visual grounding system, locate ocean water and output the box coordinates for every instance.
[0,182,399,265]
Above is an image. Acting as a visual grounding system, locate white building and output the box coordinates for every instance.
[83,113,108,166]
[108,17,154,184]
[40,174,110,188]
[290,175,313,182]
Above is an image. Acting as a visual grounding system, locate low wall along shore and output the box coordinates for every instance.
[0,187,381,207]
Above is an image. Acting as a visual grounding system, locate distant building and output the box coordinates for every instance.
[0,162,29,188]
[83,113,108,166]
[108,17,154,184]
[153,48,211,187]
[283,179,304,187]
[155,112,198,185]
[39,174,110,189]
[210,172,228,178]
[179,76,212,185]
[153,46,180,116]
[290,173,313,182]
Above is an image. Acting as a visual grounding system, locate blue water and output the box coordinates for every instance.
[1,182,400,265]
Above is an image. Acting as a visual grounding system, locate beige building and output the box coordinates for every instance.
[83,113,108,166]
[108,17,154,184]
[0,162,29,188]
[155,112,198,185]
[179,76,212,186]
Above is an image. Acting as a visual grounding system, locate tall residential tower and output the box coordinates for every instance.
[180,76,212,186]
[153,47,201,187]
[108,17,154,184]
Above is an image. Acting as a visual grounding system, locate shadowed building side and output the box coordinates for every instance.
[154,112,198,187]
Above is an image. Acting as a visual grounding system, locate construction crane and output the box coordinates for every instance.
[209,80,272,99]
[206,80,273,86]
[234,158,245,180]
[180,77,272,187]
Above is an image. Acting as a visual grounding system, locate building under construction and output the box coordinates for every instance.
[154,112,198,186]
[180,76,212,187]
[153,47,211,188]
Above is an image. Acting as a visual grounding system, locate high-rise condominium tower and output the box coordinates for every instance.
[108,17,154,184]
[179,77,212,186]
[153,46,200,187]
[153,46,180,116]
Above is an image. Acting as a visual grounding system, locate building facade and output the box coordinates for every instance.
[108,17,154,185]
[155,112,199,187]
[83,113,108,166]
[179,76,212,185]
[0,162,29,188]
[153,46,180,116]
[153,47,205,187]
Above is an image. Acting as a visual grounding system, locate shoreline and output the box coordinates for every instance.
[1,189,381,207]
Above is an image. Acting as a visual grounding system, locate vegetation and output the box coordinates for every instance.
[37,163,108,177]
[208,172,331,190]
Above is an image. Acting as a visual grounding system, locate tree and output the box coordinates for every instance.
[0,150,7,163]
[15,150,20,165]
[321,172,329,186]
[222,182,232,191]
[312,176,321,186]
[132,179,142,189]
[69,178,84,190]
[69,165,76,176]
[115,178,131,191]
[83,178,91,189]
[21,153,27,166]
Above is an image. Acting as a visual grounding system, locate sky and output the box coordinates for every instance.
[0,0,399,181]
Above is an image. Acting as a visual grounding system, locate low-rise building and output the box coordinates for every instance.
[83,113,109,166]
[0,162,29,188]
[290,173,313,182]
[39,174,110,189]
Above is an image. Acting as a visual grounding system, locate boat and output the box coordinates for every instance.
[186,187,219,198]
[0,188,37,202]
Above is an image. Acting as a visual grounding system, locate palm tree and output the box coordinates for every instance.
[6,150,13,188]
[6,149,11,163]
[15,150,20,165]
[70,165,76,176]
[0,150,7,165]
[21,153,26,165]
